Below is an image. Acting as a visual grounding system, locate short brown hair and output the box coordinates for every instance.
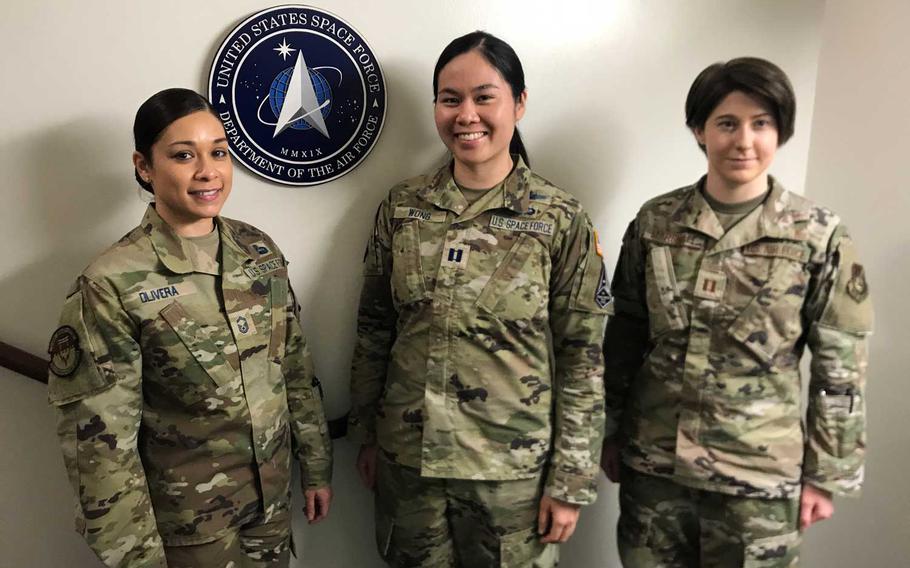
[685,57,796,151]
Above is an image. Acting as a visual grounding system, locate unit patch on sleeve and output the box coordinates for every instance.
[846,263,869,303]
[595,265,612,309]
[48,325,81,377]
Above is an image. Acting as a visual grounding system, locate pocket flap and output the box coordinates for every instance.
[476,233,541,321]
[159,301,235,388]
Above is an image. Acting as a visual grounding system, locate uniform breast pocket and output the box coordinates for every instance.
[390,221,428,308]
[476,233,547,322]
[644,245,689,339]
[157,301,237,403]
[728,254,809,364]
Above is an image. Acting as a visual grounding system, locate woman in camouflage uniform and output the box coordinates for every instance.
[602,58,873,567]
[348,32,609,567]
[47,88,333,568]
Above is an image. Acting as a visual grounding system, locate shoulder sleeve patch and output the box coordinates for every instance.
[48,325,81,377]
[819,233,873,334]
[570,231,611,314]
[47,290,115,406]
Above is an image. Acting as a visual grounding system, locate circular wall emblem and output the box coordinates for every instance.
[208,5,386,186]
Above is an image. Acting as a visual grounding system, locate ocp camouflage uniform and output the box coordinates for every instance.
[349,158,609,567]
[47,205,332,567]
[604,178,873,566]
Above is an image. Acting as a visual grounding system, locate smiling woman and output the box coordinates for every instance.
[46,88,334,568]
[348,32,610,567]
[132,94,233,235]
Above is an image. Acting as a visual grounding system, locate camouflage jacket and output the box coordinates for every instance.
[47,205,332,567]
[348,159,609,505]
[603,178,872,499]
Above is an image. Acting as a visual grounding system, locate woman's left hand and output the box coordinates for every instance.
[304,485,333,524]
[537,495,581,543]
[799,483,834,531]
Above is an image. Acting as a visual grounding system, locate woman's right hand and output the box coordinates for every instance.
[356,443,379,490]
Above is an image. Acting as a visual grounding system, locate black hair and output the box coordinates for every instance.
[133,88,218,193]
[685,57,796,152]
[433,31,529,166]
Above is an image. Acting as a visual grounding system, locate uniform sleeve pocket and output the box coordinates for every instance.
[809,391,863,458]
[477,233,545,321]
[390,221,427,307]
[47,292,115,406]
[269,277,289,363]
[743,530,801,567]
[159,301,235,389]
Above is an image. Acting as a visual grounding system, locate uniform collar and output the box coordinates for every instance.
[418,155,532,217]
[142,205,195,274]
[672,176,809,251]
[142,205,256,274]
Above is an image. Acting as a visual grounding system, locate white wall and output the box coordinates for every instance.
[800,0,910,565]
[0,1,835,566]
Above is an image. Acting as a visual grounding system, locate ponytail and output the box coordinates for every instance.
[510,128,530,167]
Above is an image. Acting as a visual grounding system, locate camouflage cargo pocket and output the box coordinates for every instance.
[390,221,427,307]
[477,233,545,322]
[728,256,808,364]
[499,526,555,568]
[645,246,688,338]
[743,530,800,567]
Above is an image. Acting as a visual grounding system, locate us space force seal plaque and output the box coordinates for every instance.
[208,5,386,185]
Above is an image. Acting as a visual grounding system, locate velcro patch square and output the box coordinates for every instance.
[231,309,258,337]
[441,243,470,269]
[694,270,727,301]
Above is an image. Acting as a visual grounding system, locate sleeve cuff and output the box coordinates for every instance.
[544,469,598,506]
[300,460,333,490]
[802,467,864,498]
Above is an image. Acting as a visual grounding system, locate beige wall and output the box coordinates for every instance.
[3,1,877,566]
[800,0,910,564]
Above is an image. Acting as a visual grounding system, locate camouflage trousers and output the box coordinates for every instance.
[164,506,292,568]
[618,466,800,568]
[375,452,559,567]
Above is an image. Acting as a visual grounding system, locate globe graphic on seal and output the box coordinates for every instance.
[268,67,333,130]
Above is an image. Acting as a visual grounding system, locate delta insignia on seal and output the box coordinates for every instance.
[208,5,386,186]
